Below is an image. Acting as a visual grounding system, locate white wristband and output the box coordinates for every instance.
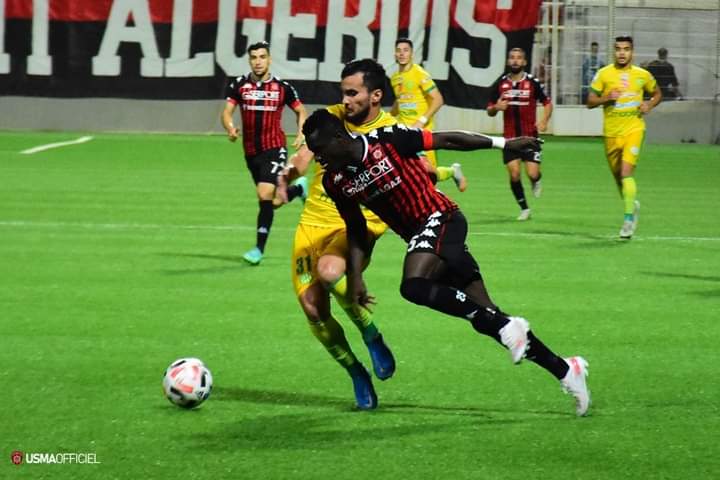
[418,115,428,125]
[491,136,506,149]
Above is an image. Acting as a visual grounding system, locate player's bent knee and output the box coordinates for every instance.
[400,277,433,306]
[316,256,345,285]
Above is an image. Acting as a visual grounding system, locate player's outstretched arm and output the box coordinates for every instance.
[431,131,541,153]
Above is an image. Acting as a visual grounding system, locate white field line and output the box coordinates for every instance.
[20,136,94,155]
[0,220,718,243]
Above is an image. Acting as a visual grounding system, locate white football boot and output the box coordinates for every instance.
[561,356,591,416]
[499,316,530,364]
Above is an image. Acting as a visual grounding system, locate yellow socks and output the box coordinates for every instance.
[308,316,357,368]
[621,176,637,219]
[331,276,379,343]
[436,166,454,182]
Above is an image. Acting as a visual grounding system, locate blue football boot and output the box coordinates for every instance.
[365,334,396,381]
[348,363,378,410]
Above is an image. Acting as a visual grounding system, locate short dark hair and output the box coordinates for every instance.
[591,41,599,47]
[341,58,387,93]
[302,109,345,142]
[508,47,526,59]
[615,36,633,46]
[247,41,270,55]
[395,37,413,49]
[658,47,668,57]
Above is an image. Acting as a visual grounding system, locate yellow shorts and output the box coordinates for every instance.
[291,221,387,297]
[604,130,645,170]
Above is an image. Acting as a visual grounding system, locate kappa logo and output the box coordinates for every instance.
[368,129,379,138]
[419,228,436,238]
[407,240,432,252]
[426,218,441,228]
[333,172,344,184]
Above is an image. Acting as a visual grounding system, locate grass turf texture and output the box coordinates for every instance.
[1,132,718,479]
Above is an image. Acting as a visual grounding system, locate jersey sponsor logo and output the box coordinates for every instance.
[242,90,280,100]
[504,88,530,97]
[243,104,279,111]
[614,100,641,109]
[342,157,395,196]
[364,175,402,201]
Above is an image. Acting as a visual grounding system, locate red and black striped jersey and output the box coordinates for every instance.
[322,125,457,242]
[224,75,302,156]
[488,73,550,138]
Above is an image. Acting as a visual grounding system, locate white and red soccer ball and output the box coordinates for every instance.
[162,358,213,409]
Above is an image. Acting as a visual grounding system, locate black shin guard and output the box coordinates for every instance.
[510,180,528,210]
[525,331,569,379]
[256,200,274,253]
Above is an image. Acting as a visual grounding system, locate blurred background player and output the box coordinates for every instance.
[221,41,307,265]
[391,38,467,192]
[582,42,605,103]
[587,36,661,239]
[302,109,590,416]
[487,48,553,221]
[277,59,397,410]
[646,47,682,101]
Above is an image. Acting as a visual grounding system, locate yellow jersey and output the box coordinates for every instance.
[298,104,396,227]
[390,63,438,129]
[590,64,657,137]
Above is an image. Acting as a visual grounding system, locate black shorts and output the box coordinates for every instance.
[245,148,287,185]
[503,145,542,165]
[406,210,482,288]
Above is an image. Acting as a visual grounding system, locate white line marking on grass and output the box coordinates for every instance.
[0,220,718,243]
[20,136,94,155]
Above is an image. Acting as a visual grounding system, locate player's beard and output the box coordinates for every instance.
[346,103,371,125]
[510,65,523,74]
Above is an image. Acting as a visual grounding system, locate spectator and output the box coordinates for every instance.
[582,42,605,103]
[646,48,682,100]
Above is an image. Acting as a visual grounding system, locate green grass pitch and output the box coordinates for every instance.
[1,131,719,479]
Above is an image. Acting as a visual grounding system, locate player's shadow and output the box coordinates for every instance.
[195,388,532,451]
[641,271,720,298]
[192,412,496,451]
[155,252,257,275]
[641,272,720,283]
[506,228,627,247]
[214,386,570,419]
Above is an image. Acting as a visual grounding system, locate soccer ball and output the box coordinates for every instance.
[162,358,213,409]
